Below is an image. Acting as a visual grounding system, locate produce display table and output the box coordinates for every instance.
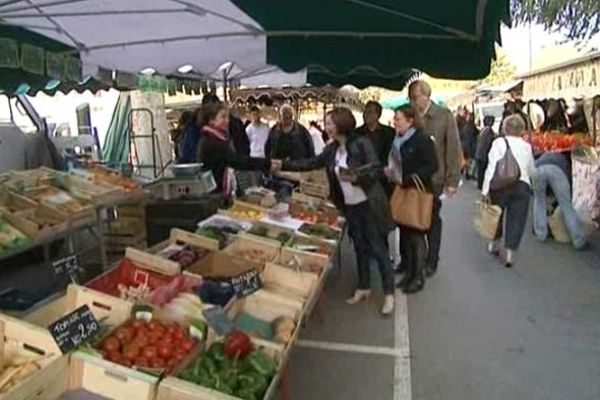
[0,185,343,400]
[0,167,147,269]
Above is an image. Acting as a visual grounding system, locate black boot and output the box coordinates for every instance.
[394,261,408,274]
[403,275,424,294]
[403,232,426,294]
[396,269,412,289]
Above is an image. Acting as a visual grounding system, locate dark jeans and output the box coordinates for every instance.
[425,184,443,269]
[490,182,531,250]
[346,201,394,295]
[400,226,427,284]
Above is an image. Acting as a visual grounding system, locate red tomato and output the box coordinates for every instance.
[150,357,165,369]
[131,320,144,330]
[107,351,122,364]
[148,331,163,345]
[157,343,173,359]
[133,333,149,348]
[123,345,140,362]
[102,337,120,353]
[181,339,195,352]
[143,346,158,359]
[115,327,133,345]
[161,334,173,345]
[134,356,149,368]
[173,328,186,342]
[147,320,163,331]
[165,324,177,335]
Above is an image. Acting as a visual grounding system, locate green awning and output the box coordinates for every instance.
[233,0,510,80]
[0,25,90,95]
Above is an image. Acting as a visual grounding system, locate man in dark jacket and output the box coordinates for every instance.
[475,115,496,189]
[265,104,314,161]
[355,101,395,172]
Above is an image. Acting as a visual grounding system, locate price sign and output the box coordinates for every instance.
[52,254,80,283]
[230,269,262,298]
[202,306,233,336]
[48,305,99,354]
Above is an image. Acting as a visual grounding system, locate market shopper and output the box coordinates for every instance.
[196,102,272,196]
[385,105,439,294]
[475,115,496,189]
[275,107,395,315]
[532,152,587,250]
[355,101,399,266]
[201,94,250,156]
[176,109,200,163]
[408,80,461,277]
[482,115,536,268]
[246,106,270,158]
[265,105,315,161]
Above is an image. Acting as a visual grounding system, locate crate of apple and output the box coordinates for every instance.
[98,319,198,374]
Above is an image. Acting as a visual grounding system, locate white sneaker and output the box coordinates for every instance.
[380,295,394,316]
[488,240,501,256]
[346,289,371,305]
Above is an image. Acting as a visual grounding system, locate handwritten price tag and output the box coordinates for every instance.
[230,269,262,298]
[48,305,99,354]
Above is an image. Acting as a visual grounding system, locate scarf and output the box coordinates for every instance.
[202,125,235,196]
[393,127,416,152]
[388,127,416,184]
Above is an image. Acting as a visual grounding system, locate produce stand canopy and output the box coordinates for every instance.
[230,86,364,110]
[0,0,509,90]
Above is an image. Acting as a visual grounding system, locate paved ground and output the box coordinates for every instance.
[409,182,600,400]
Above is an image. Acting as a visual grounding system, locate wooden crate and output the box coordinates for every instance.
[260,262,319,301]
[285,234,336,258]
[0,313,69,400]
[0,191,38,212]
[69,352,159,400]
[156,338,285,400]
[0,203,68,240]
[299,181,329,199]
[127,228,217,276]
[223,234,281,265]
[53,174,124,208]
[21,186,94,222]
[105,201,147,254]
[24,284,132,328]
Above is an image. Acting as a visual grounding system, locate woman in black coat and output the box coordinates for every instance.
[196,102,271,195]
[278,107,395,316]
[385,105,439,294]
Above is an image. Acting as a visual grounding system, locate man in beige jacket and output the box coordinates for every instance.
[408,80,462,277]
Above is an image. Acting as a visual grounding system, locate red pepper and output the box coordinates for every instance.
[223,330,253,358]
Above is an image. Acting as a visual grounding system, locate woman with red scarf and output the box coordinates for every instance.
[196,102,272,195]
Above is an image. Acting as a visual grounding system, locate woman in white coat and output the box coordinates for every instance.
[482,115,535,268]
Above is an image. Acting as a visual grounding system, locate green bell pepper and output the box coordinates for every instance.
[246,351,276,377]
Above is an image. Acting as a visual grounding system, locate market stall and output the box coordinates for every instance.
[0,169,343,400]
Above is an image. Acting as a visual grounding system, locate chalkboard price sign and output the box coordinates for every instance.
[230,269,262,298]
[48,305,99,354]
[52,254,80,281]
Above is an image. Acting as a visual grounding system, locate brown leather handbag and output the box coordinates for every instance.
[390,175,434,230]
[489,137,521,191]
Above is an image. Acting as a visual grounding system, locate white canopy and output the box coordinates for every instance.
[0,0,282,81]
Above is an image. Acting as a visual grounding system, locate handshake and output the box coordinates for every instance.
[270,159,283,173]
